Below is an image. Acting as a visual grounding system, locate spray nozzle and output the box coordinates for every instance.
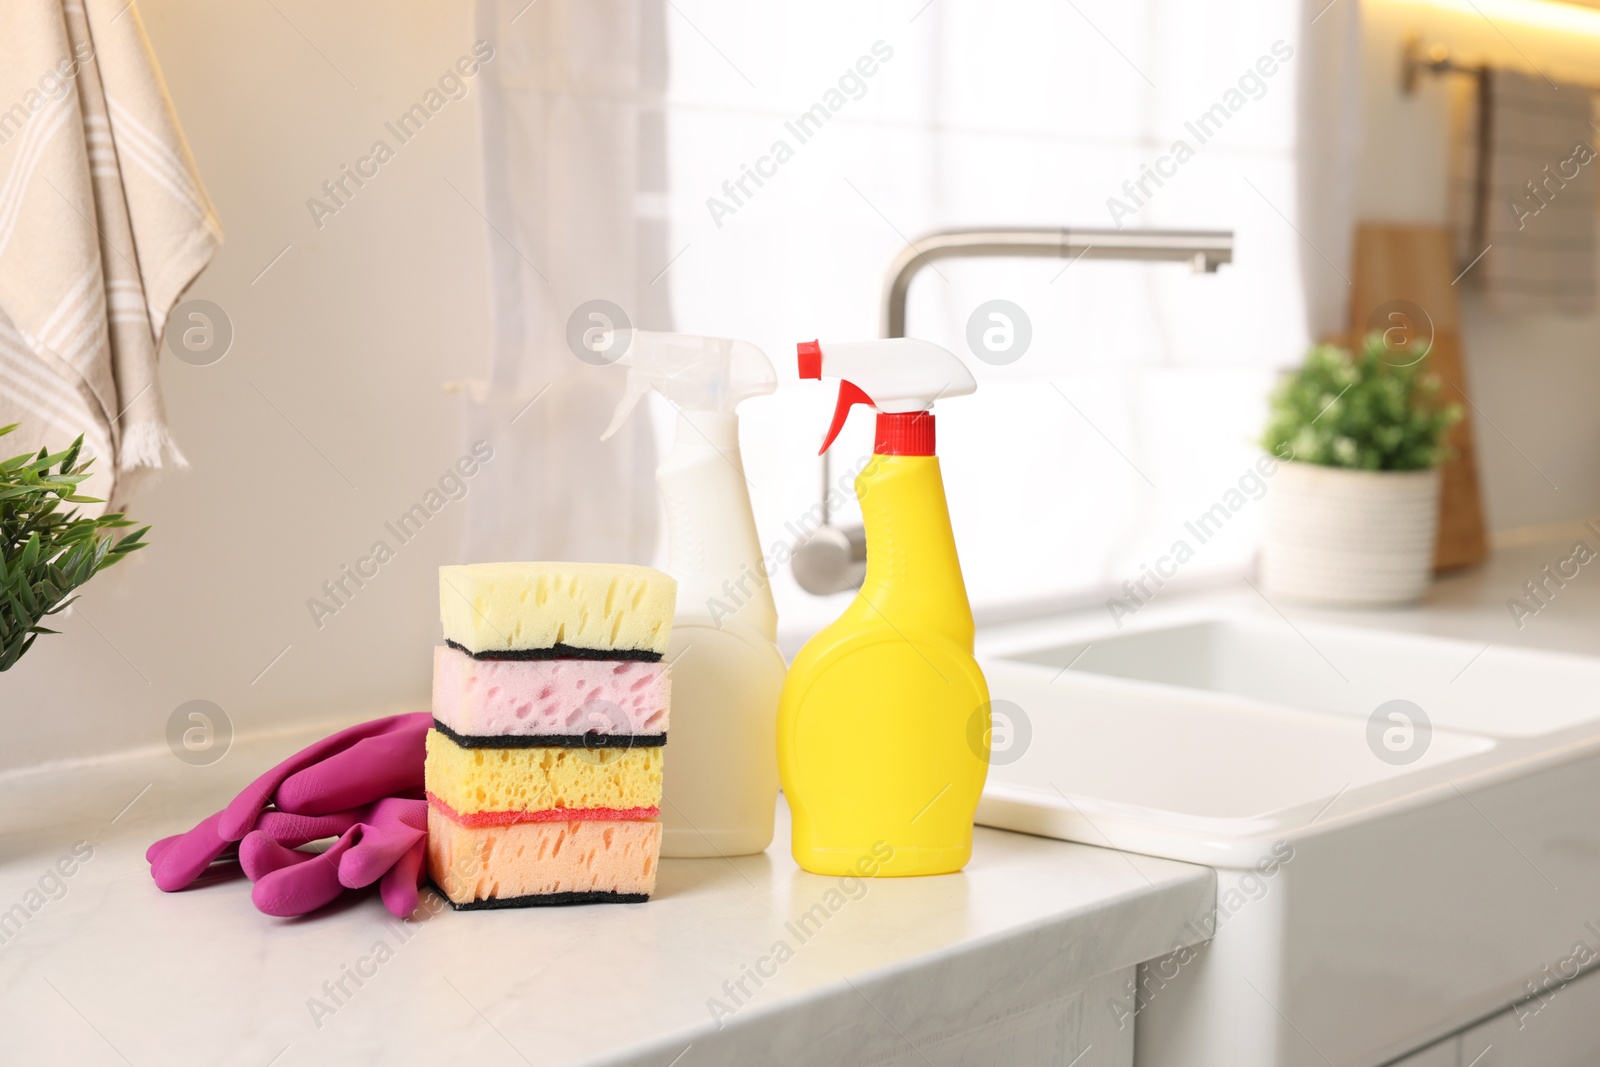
[798,338,976,455]
[600,330,777,440]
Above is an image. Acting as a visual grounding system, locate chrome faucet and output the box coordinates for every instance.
[789,226,1234,596]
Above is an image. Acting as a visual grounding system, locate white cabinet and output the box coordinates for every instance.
[1384,967,1600,1067]
[870,968,1134,1067]
[1457,965,1600,1067]
[1386,1039,1458,1066]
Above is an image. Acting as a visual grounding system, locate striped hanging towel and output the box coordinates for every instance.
[1449,67,1596,315]
[0,0,220,508]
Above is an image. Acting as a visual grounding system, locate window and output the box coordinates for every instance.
[660,0,1311,636]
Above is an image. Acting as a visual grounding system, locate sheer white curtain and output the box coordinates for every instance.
[463,0,671,565]
[660,0,1350,636]
[1297,0,1362,343]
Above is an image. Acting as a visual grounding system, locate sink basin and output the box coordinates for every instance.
[974,608,1600,1067]
[1003,617,1599,737]
[981,639,1493,825]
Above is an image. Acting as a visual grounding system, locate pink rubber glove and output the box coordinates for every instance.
[240,798,428,917]
[273,729,430,818]
[381,838,428,917]
[147,713,429,894]
[218,713,429,836]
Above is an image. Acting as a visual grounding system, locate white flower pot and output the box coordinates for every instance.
[1261,461,1441,606]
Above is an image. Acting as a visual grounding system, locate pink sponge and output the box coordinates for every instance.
[432,645,669,743]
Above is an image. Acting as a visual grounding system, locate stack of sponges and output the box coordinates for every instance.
[425,562,676,908]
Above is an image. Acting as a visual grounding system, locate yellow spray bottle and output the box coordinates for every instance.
[777,338,990,877]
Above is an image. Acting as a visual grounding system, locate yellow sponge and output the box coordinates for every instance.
[439,562,677,658]
[425,729,664,818]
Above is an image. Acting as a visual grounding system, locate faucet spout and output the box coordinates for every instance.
[791,226,1234,597]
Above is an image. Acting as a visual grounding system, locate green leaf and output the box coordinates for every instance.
[0,424,151,670]
[1261,334,1463,472]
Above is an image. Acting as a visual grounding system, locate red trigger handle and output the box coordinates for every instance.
[819,381,874,455]
[799,340,876,454]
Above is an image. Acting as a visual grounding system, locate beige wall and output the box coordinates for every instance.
[1359,0,1600,532]
[0,0,488,768]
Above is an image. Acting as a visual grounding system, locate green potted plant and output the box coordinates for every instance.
[1,425,149,670]
[1259,335,1461,606]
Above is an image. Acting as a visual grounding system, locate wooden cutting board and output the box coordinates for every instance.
[1347,222,1489,572]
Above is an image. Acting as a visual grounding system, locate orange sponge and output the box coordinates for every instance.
[428,802,660,907]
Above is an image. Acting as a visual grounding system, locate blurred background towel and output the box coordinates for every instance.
[1450,68,1596,315]
[0,0,220,508]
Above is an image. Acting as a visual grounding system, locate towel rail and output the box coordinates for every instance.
[1401,33,1600,95]
[1400,34,1600,265]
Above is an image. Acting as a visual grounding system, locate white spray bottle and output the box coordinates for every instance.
[602,330,785,857]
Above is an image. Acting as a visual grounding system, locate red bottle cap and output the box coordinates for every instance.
[875,411,935,456]
[798,340,823,380]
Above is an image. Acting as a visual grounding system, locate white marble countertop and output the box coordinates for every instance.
[0,726,1213,1067]
[11,538,1582,1065]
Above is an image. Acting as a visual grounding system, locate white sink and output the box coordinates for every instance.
[1003,617,1598,737]
[975,607,1600,1067]
[986,670,1490,823]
